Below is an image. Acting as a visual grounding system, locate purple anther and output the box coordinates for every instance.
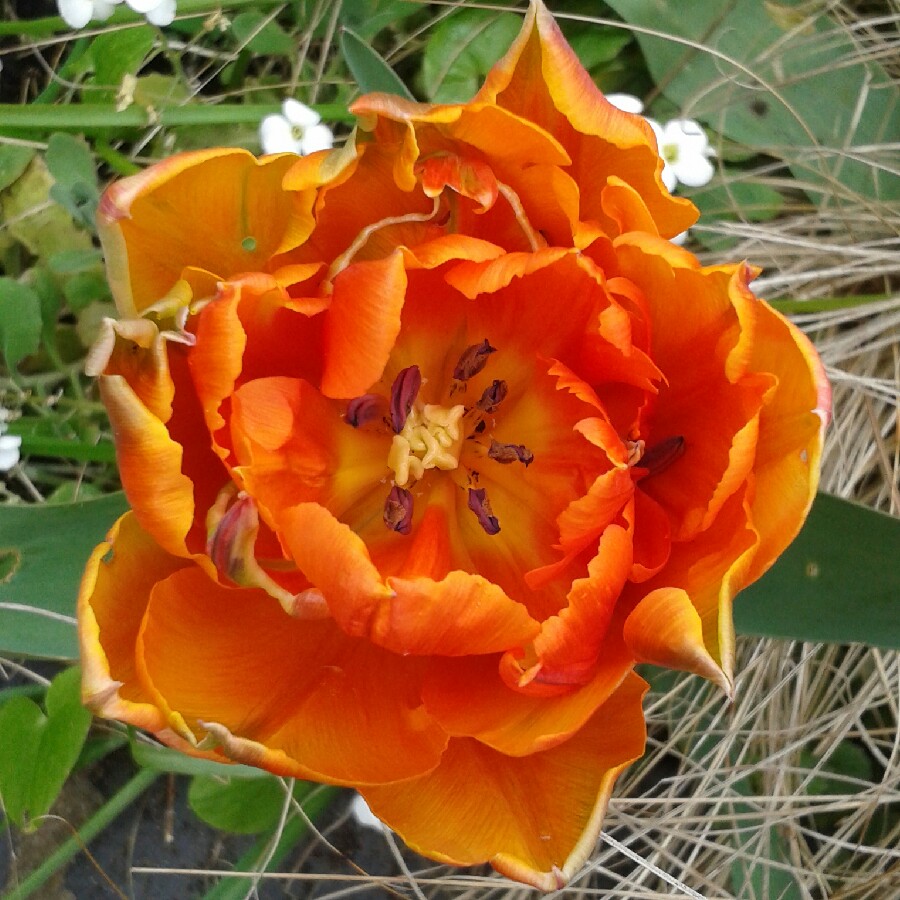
[390,365,421,433]
[453,339,496,382]
[639,435,685,476]
[476,379,508,414]
[467,487,500,535]
[488,440,534,467]
[346,393,383,428]
[383,485,414,534]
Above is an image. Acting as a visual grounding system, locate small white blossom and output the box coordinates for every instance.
[605,94,715,193]
[648,119,715,192]
[0,412,21,473]
[58,0,175,29]
[605,93,645,115]
[260,100,334,156]
[349,794,384,832]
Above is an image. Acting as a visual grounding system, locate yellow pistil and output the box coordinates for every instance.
[388,403,466,488]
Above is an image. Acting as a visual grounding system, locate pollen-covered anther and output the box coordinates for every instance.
[383,485,414,534]
[626,439,645,467]
[452,338,496,389]
[639,435,686,476]
[387,403,465,488]
[346,393,385,428]
[488,439,534,467]
[468,486,500,535]
[390,365,422,433]
[476,379,508,414]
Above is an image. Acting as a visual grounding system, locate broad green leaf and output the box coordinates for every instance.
[736,494,900,649]
[689,177,784,251]
[131,737,268,780]
[0,492,129,660]
[730,776,803,899]
[0,145,35,193]
[420,8,521,103]
[604,0,900,203]
[0,277,43,370]
[231,11,294,56]
[188,773,287,834]
[46,248,103,275]
[0,667,91,830]
[339,0,420,41]
[63,271,111,311]
[340,27,414,99]
[45,133,97,194]
[90,25,156,91]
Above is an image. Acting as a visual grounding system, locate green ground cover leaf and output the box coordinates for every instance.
[0,492,128,660]
[0,278,43,370]
[420,8,521,103]
[188,773,294,834]
[605,0,900,204]
[231,12,294,57]
[0,667,91,829]
[340,27,414,99]
[736,494,900,649]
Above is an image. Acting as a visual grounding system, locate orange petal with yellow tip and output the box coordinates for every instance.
[362,672,648,890]
[134,566,448,785]
[625,586,734,697]
[280,502,539,656]
[99,375,198,558]
[98,149,314,317]
[321,252,407,399]
[474,0,696,239]
[78,512,186,735]
[742,298,830,584]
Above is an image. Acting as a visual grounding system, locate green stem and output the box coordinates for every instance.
[4,767,159,900]
[15,435,117,464]
[0,0,287,37]
[0,103,353,132]
[201,786,339,900]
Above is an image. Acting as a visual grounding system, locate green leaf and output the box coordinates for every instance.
[0,277,43,370]
[46,248,103,275]
[45,133,97,194]
[736,494,900,649]
[188,773,287,834]
[420,8,522,103]
[90,25,156,91]
[63,271,111,310]
[340,27,414,99]
[0,492,129,660]
[604,0,900,203]
[339,0,420,41]
[131,737,268,780]
[0,145,36,193]
[0,667,91,829]
[231,11,294,56]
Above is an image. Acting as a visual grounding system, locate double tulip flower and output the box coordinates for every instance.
[78,0,829,888]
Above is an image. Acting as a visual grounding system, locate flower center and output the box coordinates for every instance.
[387,402,466,488]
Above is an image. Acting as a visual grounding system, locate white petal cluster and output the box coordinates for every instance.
[0,410,21,473]
[58,0,176,29]
[259,100,334,156]
[606,94,715,192]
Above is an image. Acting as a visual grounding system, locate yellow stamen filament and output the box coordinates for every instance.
[388,403,465,488]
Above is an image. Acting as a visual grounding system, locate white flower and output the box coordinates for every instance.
[648,119,715,192]
[605,93,645,115]
[605,94,715,193]
[349,794,384,832]
[0,413,20,473]
[58,0,175,29]
[260,100,334,156]
[58,0,119,27]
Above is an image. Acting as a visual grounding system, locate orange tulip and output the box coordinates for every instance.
[78,0,829,888]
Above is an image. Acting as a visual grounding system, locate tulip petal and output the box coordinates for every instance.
[135,565,447,784]
[281,502,540,656]
[98,150,314,317]
[362,672,648,890]
[624,587,732,695]
[322,252,407,398]
[79,512,185,735]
